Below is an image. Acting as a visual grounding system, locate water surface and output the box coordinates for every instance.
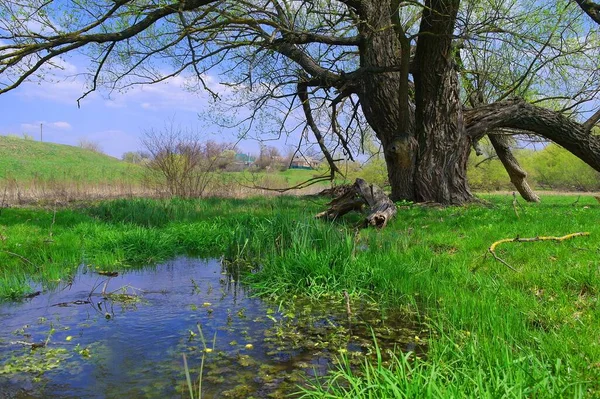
[0,257,425,398]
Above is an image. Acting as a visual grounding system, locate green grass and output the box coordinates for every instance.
[0,136,324,195]
[0,135,144,183]
[234,168,327,189]
[0,193,599,396]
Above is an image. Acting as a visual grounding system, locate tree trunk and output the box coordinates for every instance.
[489,134,540,202]
[413,0,473,204]
[356,0,416,202]
[356,0,474,204]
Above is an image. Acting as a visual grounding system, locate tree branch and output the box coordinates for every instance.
[297,80,342,179]
[0,0,218,95]
[274,32,360,46]
[465,99,600,172]
[574,0,600,25]
[583,108,600,133]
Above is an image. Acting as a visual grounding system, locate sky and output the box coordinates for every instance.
[0,59,286,159]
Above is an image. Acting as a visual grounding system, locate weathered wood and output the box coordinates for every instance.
[316,178,397,228]
[315,184,354,198]
[315,185,365,220]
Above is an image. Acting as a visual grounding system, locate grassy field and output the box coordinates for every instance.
[0,135,144,183]
[0,136,327,203]
[0,194,598,397]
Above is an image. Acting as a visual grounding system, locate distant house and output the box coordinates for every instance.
[290,156,320,169]
[234,153,256,166]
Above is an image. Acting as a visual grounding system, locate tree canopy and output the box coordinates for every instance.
[2,0,600,203]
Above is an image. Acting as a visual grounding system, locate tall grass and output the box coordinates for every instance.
[0,194,599,396]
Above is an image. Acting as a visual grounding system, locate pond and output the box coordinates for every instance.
[0,257,426,398]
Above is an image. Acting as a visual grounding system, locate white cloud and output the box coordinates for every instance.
[17,78,96,106]
[51,121,72,130]
[14,61,232,113]
[51,58,78,75]
[21,120,72,131]
[108,75,220,112]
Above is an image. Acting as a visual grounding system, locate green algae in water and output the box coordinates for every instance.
[1,347,72,375]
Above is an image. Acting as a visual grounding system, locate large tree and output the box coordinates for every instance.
[2,0,600,204]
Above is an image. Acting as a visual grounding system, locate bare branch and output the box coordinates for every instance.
[297,79,342,179]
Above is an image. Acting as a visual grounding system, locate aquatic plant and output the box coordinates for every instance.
[183,324,217,399]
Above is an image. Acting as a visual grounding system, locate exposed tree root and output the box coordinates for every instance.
[316,178,397,228]
[488,232,590,271]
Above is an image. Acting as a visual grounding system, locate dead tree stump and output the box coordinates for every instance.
[315,178,397,228]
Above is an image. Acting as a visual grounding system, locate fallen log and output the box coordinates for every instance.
[316,178,397,228]
[315,184,353,198]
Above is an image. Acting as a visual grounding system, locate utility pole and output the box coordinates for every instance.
[40,123,43,142]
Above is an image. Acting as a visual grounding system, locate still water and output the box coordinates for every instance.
[0,257,425,398]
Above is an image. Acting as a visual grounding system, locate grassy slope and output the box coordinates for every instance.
[0,135,321,190]
[0,195,599,396]
[0,135,144,183]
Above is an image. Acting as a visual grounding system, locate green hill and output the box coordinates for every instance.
[0,135,144,184]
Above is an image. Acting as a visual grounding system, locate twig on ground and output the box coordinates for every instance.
[488,232,590,271]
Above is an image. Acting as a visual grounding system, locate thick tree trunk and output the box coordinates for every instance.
[489,134,540,202]
[357,1,416,202]
[413,0,473,204]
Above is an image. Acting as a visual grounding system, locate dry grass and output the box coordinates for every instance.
[0,177,325,206]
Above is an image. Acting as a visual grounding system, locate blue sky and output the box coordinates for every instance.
[0,58,277,158]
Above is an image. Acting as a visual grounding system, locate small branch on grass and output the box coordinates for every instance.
[488,232,590,271]
[240,174,334,193]
[572,195,581,206]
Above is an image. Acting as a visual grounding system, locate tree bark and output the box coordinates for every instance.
[413,0,473,204]
[356,1,416,202]
[488,134,540,202]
